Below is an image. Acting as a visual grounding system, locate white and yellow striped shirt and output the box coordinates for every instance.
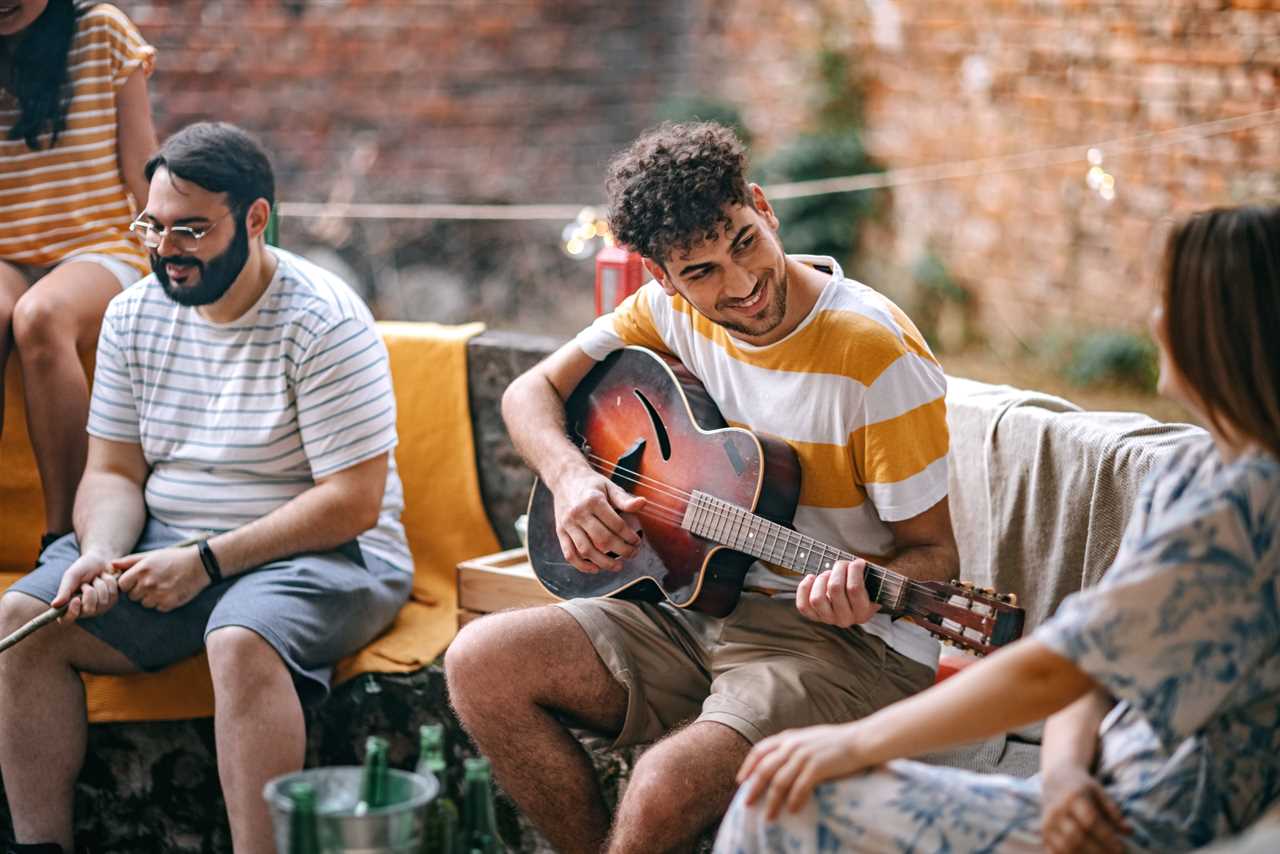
[576,255,949,666]
[0,4,153,275]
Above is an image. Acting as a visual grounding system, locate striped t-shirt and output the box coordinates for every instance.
[576,255,949,666]
[87,248,413,573]
[0,4,152,275]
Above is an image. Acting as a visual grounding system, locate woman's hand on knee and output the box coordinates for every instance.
[736,723,868,820]
[1041,764,1129,854]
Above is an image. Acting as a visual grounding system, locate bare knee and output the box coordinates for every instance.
[11,291,69,360]
[0,593,74,675]
[445,612,527,704]
[0,591,49,635]
[207,626,287,694]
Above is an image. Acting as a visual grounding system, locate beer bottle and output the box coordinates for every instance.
[286,781,321,854]
[460,756,502,854]
[355,734,390,815]
[416,723,458,854]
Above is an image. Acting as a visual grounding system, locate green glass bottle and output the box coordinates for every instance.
[355,734,390,815]
[460,756,502,854]
[416,723,458,854]
[286,781,321,854]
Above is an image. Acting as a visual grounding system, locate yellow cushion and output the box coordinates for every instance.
[0,358,45,572]
[0,321,500,721]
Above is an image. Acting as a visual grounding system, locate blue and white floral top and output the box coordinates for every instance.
[1036,436,1280,850]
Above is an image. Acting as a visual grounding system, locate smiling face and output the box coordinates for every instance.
[141,167,249,308]
[647,185,793,344]
[0,0,49,37]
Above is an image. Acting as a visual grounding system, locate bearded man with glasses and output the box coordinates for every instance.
[0,121,413,854]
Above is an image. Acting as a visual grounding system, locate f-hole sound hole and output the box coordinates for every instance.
[633,389,672,460]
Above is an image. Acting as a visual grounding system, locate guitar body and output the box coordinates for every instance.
[527,347,801,617]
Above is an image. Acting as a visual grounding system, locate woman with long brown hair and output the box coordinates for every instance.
[1,0,157,551]
[716,204,1280,853]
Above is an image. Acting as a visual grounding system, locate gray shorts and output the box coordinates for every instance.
[7,518,412,705]
[558,593,935,747]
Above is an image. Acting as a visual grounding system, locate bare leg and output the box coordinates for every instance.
[0,261,29,440]
[0,592,139,849]
[445,606,628,854]
[608,721,749,854]
[11,261,121,533]
[206,626,306,854]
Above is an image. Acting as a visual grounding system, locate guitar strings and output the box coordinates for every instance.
[560,458,997,650]
[581,451,921,605]
[576,453,1007,634]
[584,452,921,609]
[584,455,1010,643]
[578,453,979,617]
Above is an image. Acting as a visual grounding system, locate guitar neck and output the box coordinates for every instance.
[682,490,914,613]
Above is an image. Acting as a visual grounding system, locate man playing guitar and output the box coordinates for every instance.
[445,121,960,853]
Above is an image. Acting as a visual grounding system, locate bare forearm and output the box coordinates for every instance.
[1040,688,1114,774]
[115,69,156,208]
[852,638,1097,765]
[72,471,146,559]
[204,483,378,577]
[502,371,591,485]
[882,541,958,583]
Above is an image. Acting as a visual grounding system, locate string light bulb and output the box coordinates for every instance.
[562,206,613,258]
[1085,147,1117,202]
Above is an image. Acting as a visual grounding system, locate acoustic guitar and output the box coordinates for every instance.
[526,346,1024,656]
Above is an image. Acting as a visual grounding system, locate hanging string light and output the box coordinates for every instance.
[1085,147,1116,202]
[561,207,614,259]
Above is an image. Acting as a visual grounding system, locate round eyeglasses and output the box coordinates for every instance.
[129,211,232,253]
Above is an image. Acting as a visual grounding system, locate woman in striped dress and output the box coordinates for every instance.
[0,1,156,549]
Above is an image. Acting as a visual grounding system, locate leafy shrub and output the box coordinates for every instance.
[1063,331,1158,390]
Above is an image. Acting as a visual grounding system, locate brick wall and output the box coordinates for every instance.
[120,1,1280,343]
[683,0,1280,347]
[125,0,696,331]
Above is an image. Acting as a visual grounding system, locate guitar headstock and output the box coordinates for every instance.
[903,580,1026,657]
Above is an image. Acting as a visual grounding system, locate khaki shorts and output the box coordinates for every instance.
[558,592,935,747]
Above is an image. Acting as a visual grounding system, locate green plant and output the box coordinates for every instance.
[758,48,880,266]
[1062,330,1158,391]
[653,95,752,150]
[912,251,969,304]
[907,250,972,352]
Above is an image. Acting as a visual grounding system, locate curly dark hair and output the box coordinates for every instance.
[605,121,751,267]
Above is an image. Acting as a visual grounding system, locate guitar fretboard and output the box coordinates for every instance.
[681,490,911,611]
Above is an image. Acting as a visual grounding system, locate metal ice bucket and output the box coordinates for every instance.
[263,766,439,853]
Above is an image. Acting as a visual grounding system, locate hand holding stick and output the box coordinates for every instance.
[0,533,210,654]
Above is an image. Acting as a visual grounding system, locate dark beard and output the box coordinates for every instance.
[714,264,789,339]
[152,220,250,307]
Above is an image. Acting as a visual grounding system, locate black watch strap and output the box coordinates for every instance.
[197,539,223,584]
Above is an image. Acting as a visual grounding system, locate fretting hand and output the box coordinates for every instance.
[795,558,880,627]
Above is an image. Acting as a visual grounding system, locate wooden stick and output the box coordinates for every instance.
[0,533,210,655]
